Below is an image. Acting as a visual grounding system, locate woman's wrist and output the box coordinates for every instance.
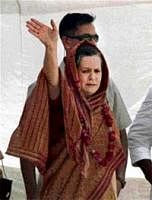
[45,40,57,49]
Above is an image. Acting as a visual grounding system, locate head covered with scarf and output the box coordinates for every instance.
[61,41,125,177]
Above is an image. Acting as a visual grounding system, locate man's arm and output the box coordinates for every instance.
[135,159,152,184]
[107,79,131,131]
[20,158,38,199]
[128,87,152,185]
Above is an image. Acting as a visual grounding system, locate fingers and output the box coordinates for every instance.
[26,18,58,42]
[26,23,39,35]
[26,18,47,34]
[26,19,41,35]
[50,19,57,32]
[28,29,39,38]
[26,21,40,31]
[31,18,44,27]
[26,21,41,38]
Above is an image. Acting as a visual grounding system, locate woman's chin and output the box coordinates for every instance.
[83,91,96,98]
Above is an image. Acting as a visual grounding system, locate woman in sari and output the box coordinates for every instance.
[7,19,125,200]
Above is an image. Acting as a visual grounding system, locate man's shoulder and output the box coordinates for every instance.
[28,82,36,90]
[107,78,118,96]
[143,85,152,102]
[147,85,152,97]
[108,78,117,89]
[28,82,36,91]
[27,82,36,98]
[106,78,117,110]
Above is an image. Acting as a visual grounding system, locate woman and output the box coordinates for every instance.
[7,19,125,200]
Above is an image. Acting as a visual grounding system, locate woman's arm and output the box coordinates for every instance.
[26,18,59,99]
[21,18,59,199]
[20,158,38,199]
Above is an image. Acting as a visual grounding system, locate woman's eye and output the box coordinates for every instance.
[95,70,101,73]
[82,70,89,73]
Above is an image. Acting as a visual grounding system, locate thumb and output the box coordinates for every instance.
[50,19,57,31]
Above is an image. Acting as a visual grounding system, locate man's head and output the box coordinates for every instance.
[59,13,99,50]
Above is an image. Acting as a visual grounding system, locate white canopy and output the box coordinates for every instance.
[2,0,151,14]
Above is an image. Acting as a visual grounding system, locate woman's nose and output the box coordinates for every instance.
[89,72,95,80]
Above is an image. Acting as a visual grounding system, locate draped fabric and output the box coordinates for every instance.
[6,71,50,174]
[59,41,125,198]
[6,41,125,199]
[62,41,111,176]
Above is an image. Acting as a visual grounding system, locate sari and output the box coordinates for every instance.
[7,41,125,200]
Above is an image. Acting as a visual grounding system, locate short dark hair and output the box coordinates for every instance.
[59,13,95,38]
[75,43,101,67]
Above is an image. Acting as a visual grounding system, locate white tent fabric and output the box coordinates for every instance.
[1,0,152,179]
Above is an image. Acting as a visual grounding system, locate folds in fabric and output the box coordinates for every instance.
[6,70,50,174]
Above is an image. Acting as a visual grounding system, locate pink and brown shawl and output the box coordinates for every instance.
[60,41,125,198]
[6,41,125,199]
[6,70,50,174]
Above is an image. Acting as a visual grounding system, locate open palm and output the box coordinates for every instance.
[26,18,58,48]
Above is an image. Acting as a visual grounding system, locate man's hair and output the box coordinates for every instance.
[75,43,101,67]
[59,13,95,38]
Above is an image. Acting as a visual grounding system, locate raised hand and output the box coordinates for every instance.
[26,18,59,99]
[26,18,58,48]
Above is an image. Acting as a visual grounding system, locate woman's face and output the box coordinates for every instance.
[78,55,102,97]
